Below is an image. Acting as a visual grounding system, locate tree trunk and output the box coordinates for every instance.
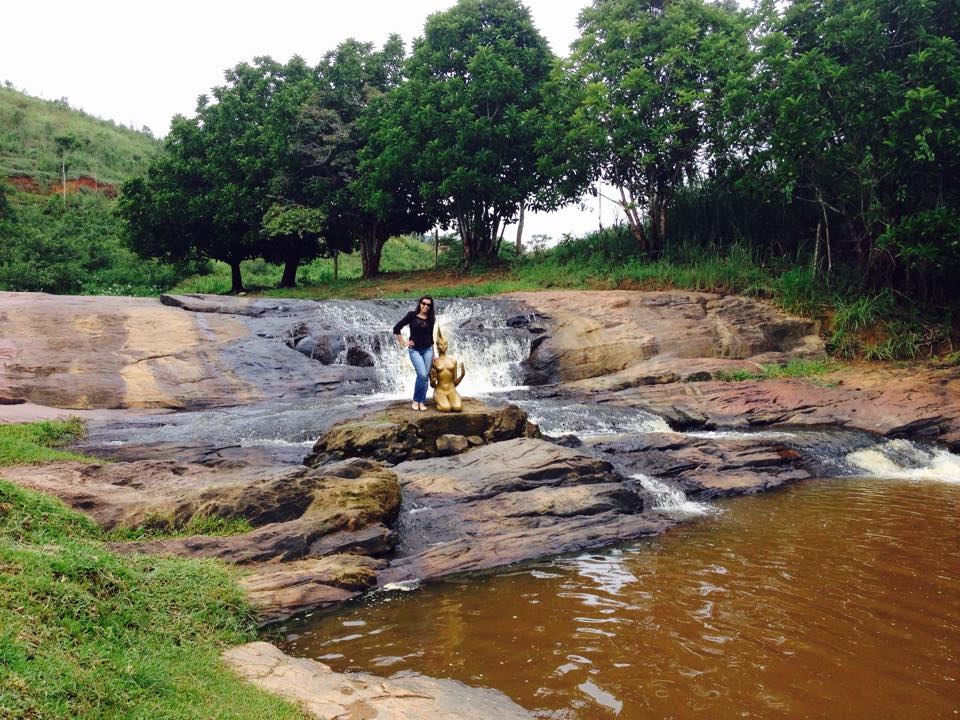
[515,204,525,254]
[229,260,244,294]
[619,185,648,254]
[360,234,384,278]
[460,211,500,262]
[333,249,339,280]
[279,253,300,288]
[61,157,67,202]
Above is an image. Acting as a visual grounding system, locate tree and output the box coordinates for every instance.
[120,57,322,292]
[757,0,960,292]
[119,115,250,293]
[562,0,751,256]
[53,134,83,202]
[261,203,330,285]
[297,36,428,278]
[357,0,557,264]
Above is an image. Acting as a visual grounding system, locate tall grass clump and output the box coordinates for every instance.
[0,418,91,465]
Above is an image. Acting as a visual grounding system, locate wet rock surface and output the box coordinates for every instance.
[3,289,959,713]
[222,642,534,719]
[594,432,813,498]
[590,366,960,451]
[383,437,672,583]
[240,555,386,624]
[307,399,538,465]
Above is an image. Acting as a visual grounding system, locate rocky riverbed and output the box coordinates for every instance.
[1,289,958,718]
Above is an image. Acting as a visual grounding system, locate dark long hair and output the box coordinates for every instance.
[416,295,436,324]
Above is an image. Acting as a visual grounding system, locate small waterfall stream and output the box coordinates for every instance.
[307,299,532,397]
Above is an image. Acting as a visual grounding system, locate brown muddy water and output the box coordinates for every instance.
[281,477,960,719]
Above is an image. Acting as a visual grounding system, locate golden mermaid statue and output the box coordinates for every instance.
[429,331,466,412]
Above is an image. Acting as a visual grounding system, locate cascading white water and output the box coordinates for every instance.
[845,439,960,483]
[431,301,531,396]
[633,473,712,516]
[314,299,531,397]
[520,400,672,437]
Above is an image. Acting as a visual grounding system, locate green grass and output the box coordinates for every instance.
[0,422,307,720]
[106,515,255,543]
[171,234,438,295]
[0,86,159,186]
[711,358,844,383]
[0,418,95,466]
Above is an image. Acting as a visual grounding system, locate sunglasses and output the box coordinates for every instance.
[420,301,432,307]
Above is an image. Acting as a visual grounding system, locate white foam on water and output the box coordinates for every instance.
[238,438,315,448]
[320,300,531,398]
[633,473,713,517]
[522,402,672,437]
[380,579,421,593]
[845,439,960,483]
[685,429,798,441]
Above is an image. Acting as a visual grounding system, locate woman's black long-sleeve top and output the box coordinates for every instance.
[392,311,435,350]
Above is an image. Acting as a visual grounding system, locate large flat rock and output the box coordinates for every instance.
[382,438,673,583]
[0,292,255,408]
[222,641,534,719]
[592,365,960,450]
[4,457,402,566]
[594,432,813,498]
[308,399,538,465]
[0,292,370,410]
[506,290,824,388]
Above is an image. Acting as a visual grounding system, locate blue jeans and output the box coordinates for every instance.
[408,347,433,403]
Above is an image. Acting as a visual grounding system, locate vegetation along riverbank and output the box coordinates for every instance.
[0,420,308,719]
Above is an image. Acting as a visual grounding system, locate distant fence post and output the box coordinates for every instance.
[434,229,439,269]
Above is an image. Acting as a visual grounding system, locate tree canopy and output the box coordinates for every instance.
[116,0,959,301]
[120,56,324,292]
[561,0,752,256]
[356,0,558,262]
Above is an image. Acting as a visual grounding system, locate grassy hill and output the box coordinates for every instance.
[0,85,159,188]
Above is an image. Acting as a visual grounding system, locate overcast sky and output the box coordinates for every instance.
[2,0,621,240]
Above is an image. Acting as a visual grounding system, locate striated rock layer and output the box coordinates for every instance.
[508,290,825,388]
[383,437,673,584]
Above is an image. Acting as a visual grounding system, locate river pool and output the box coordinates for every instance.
[282,475,959,719]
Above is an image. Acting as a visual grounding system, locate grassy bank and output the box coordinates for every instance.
[170,234,439,295]
[0,421,305,720]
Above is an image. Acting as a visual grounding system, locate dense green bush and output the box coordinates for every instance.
[0,191,198,295]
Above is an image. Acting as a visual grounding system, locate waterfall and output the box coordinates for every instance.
[845,439,960,483]
[310,299,532,397]
[633,473,712,516]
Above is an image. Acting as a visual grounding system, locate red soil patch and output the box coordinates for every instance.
[6,174,117,198]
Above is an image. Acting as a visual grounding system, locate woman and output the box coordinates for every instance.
[393,296,437,411]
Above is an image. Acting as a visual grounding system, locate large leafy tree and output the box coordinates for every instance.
[562,0,751,256]
[757,0,960,291]
[120,57,322,292]
[357,0,556,264]
[295,37,424,278]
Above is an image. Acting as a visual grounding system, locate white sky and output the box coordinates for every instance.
[2,0,622,241]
